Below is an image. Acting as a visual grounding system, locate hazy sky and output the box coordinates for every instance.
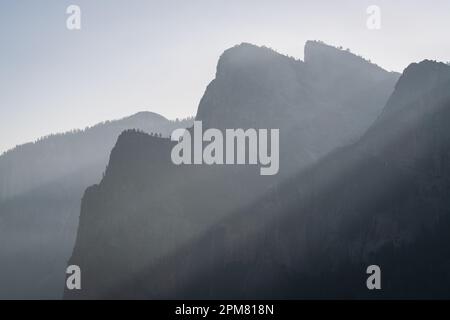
[1,0,449,153]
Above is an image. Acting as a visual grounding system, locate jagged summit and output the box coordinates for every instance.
[304,40,396,78]
[217,41,393,74]
[304,40,359,61]
[214,42,301,79]
[196,40,399,149]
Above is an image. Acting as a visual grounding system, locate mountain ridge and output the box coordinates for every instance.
[65,41,409,299]
[0,111,193,299]
[94,57,450,299]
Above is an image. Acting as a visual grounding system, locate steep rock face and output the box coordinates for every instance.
[196,42,399,175]
[304,41,399,131]
[196,43,310,130]
[69,132,180,298]
[0,112,192,299]
[127,61,450,299]
[66,128,268,299]
[65,42,404,299]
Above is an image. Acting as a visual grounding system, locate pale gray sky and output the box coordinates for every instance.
[1,0,449,153]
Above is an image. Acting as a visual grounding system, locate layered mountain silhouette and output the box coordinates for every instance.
[0,112,192,299]
[117,60,450,299]
[197,41,399,176]
[63,41,435,299]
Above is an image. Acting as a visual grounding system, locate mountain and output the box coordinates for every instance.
[197,41,399,177]
[0,111,189,201]
[107,60,450,299]
[65,41,403,299]
[0,112,193,299]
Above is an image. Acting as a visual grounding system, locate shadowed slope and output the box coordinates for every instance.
[113,61,450,299]
[0,112,193,299]
[66,42,401,299]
